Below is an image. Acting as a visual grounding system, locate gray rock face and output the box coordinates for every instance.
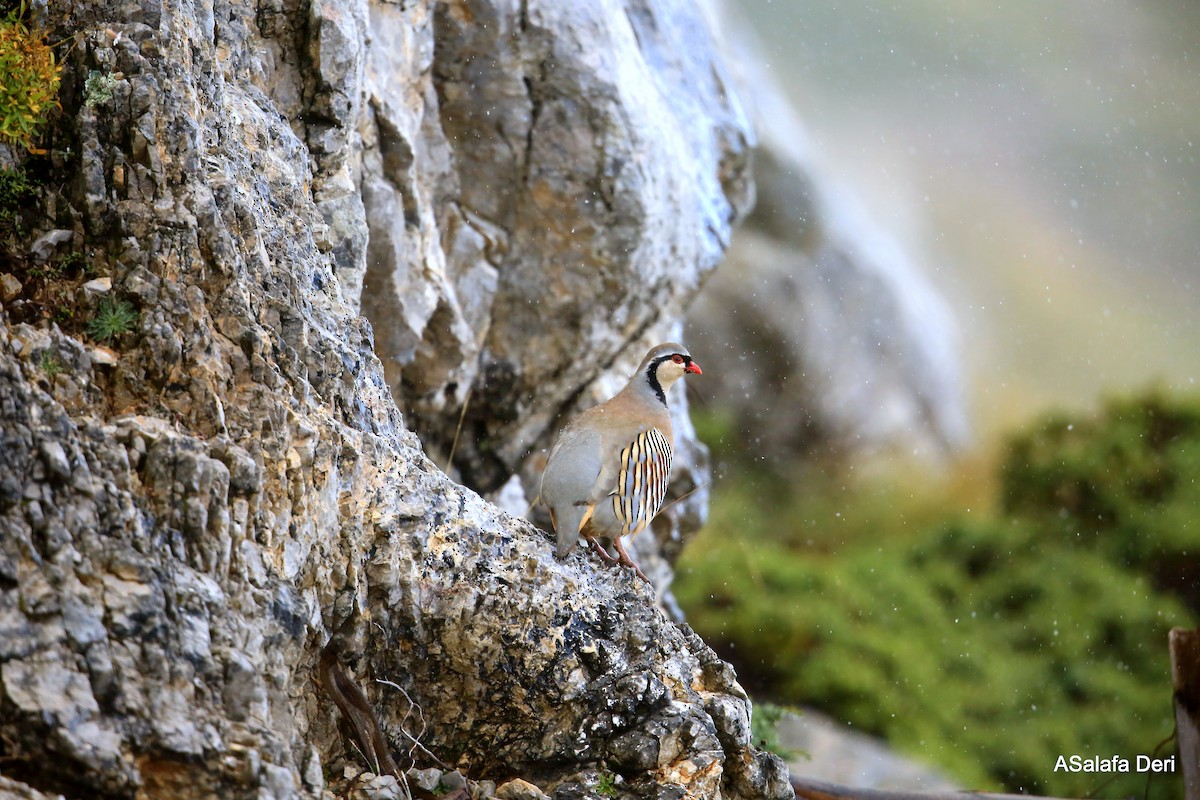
[354,0,752,570]
[352,0,753,500]
[0,2,784,800]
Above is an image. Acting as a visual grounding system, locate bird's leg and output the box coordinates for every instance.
[587,536,621,563]
[612,537,650,584]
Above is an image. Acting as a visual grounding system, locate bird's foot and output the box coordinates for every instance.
[613,538,651,584]
[587,537,621,564]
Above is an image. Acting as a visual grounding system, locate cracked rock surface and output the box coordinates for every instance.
[0,0,793,798]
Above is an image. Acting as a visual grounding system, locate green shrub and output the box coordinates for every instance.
[677,391,1197,799]
[0,7,61,152]
[1002,391,1200,608]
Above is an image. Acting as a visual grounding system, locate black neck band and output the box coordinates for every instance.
[645,357,669,406]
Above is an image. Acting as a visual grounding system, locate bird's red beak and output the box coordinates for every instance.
[686,361,703,375]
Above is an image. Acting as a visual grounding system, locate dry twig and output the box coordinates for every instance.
[319,642,400,778]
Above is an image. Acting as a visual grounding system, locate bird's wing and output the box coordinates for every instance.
[540,426,604,557]
[608,427,673,538]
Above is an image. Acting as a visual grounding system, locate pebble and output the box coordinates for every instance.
[0,273,20,301]
[90,345,119,366]
[39,440,71,479]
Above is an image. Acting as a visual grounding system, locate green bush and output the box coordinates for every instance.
[0,6,61,152]
[1002,391,1200,606]
[677,391,1197,798]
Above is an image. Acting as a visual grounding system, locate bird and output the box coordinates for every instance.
[539,343,702,582]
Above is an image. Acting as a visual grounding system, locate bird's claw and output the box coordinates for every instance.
[587,537,651,583]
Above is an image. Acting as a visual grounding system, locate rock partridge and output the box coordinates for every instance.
[540,343,702,581]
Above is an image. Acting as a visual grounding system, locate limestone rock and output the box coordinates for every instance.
[0,2,785,800]
[0,776,67,800]
[495,779,549,800]
[0,273,21,301]
[355,0,753,556]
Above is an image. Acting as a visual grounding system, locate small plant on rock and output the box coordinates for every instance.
[83,70,118,108]
[86,296,138,343]
[58,249,89,275]
[0,165,34,235]
[37,350,61,378]
[596,771,619,798]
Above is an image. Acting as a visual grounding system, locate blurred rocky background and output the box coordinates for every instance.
[675,4,1199,800]
[731,0,1200,435]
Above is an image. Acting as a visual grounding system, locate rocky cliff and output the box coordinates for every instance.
[0,0,961,798]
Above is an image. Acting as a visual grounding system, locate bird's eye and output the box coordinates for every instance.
[671,354,684,364]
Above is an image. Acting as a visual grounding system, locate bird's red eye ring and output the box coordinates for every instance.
[671,354,684,364]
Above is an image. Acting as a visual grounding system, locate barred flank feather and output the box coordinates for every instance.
[611,428,672,537]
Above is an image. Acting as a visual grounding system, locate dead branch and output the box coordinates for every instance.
[319,642,400,778]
